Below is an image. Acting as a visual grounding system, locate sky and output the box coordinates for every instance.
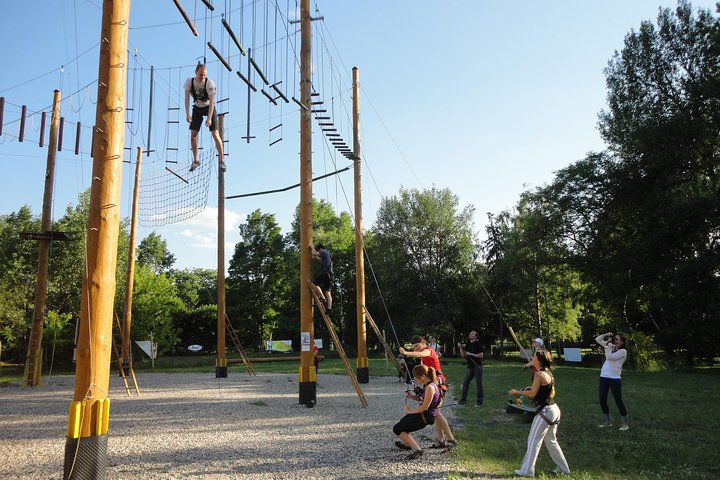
[0,0,716,271]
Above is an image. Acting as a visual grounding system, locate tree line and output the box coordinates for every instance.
[0,1,717,367]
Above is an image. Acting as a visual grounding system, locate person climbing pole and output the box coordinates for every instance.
[184,63,225,172]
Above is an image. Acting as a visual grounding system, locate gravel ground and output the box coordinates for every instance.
[0,371,459,479]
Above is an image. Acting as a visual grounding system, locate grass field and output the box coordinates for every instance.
[2,354,718,479]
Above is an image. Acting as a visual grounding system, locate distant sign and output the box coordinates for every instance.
[563,348,582,362]
[266,340,293,352]
[188,344,203,352]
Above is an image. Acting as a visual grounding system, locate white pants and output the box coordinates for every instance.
[517,404,570,477]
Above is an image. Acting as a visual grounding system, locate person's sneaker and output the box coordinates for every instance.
[407,449,423,460]
[619,424,629,431]
[598,420,612,428]
[445,439,458,449]
[220,161,227,172]
[514,469,530,477]
[189,161,201,172]
[552,467,568,475]
[429,441,446,449]
[457,400,467,406]
[394,441,411,451]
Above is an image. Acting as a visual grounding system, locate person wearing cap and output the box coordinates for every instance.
[524,338,545,377]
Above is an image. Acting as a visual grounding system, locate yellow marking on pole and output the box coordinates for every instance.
[67,401,82,438]
[216,358,227,367]
[310,366,317,382]
[357,357,368,368]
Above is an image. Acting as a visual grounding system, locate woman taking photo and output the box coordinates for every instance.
[508,351,570,477]
[596,331,629,431]
[392,364,442,459]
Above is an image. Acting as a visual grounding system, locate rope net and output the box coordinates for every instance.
[139,149,215,227]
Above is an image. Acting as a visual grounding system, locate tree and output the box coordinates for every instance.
[227,210,289,350]
[131,264,183,354]
[595,1,720,361]
[369,187,480,345]
[136,232,175,275]
[0,206,40,358]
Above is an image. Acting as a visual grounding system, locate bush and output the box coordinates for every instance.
[629,331,667,372]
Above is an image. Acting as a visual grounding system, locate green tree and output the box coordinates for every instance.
[136,232,176,275]
[131,264,183,353]
[369,187,480,345]
[227,210,289,350]
[595,1,720,361]
[0,206,39,358]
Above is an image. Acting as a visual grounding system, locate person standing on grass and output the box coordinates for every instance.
[399,335,457,449]
[596,331,630,431]
[393,364,442,460]
[457,327,484,406]
[508,350,570,477]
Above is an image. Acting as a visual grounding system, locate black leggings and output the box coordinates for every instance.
[599,376,627,417]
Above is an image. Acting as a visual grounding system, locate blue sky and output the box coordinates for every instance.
[0,1,715,270]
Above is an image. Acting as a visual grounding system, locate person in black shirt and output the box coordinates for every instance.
[457,328,484,406]
[508,350,570,477]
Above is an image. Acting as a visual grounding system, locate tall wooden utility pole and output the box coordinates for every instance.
[64,1,130,478]
[22,89,62,387]
[352,68,368,384]
[216,114,228,378]
[298,0,316,405]
[121,147,142,374]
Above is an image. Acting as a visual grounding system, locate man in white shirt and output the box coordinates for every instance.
[184,64,225,172]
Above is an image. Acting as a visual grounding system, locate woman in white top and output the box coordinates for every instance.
[595,332,629,431]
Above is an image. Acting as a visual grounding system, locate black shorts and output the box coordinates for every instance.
[314,271,333,291]
[393,412,434,436]
[190,105,218,131]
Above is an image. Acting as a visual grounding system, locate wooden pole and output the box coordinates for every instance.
[22,90,61,387]
[216,114,228,378]
[121,147,142,373]
[352,67,368,384]
[64,1,130,477]
[298,0,316,405]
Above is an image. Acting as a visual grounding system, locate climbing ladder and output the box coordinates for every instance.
[22,341,42,387]
[225,314,256,375]
[362,305,404,375]
[308,281,368,407]
[112,312,140,397]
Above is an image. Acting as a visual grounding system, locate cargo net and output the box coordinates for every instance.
[139,149,215,227]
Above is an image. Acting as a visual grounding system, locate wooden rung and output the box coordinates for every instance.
[237,71,257,92]
[208,41,232,72]
[222,18,246,56]
[249,57,269,85]
[315,116,330,120]
[269,138,282,147]
[311,109,327,113]
[167,121,179,124]
[168,107,179,111]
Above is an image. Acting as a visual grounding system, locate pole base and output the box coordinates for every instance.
[299,381,316,405]
[64,434,107,480]
[215,366,228,378]
[357,367,369,384]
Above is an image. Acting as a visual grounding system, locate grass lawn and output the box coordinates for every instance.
[439,358,720,480]
[3,354,718,479]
